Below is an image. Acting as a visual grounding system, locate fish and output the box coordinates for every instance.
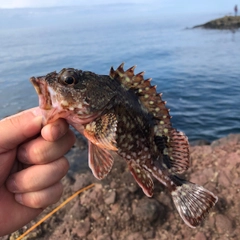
[30,63,218,227]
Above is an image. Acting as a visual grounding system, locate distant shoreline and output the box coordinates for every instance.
[192,15,240,30]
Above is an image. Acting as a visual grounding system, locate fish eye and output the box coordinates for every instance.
[59,69,79,86]
[64,76,75,85]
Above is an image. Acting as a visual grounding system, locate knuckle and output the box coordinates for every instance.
[31,146,47,163]
[28,192,44,208]
[26,183,63,208]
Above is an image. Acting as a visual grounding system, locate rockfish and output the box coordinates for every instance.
[30,63,218,227]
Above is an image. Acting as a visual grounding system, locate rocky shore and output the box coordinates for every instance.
[193,16,240,30]
[6,134,240,240]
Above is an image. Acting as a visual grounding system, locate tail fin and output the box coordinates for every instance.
[171,180,218,228]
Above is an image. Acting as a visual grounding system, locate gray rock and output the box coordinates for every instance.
[104,190,117,205]
[215,214,233,234]
[132,198,164,223]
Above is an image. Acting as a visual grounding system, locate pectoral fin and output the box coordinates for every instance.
[83,112,118,151]
[88,141,114,180]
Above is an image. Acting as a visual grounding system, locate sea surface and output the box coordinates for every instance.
[0,4,239,143]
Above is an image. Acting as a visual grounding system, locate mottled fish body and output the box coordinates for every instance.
[30,63,218,227]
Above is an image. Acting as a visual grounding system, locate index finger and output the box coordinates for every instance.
[0,108,43,153]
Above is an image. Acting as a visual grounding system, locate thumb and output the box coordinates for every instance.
[0,108,43,154]
[0,108,43,185]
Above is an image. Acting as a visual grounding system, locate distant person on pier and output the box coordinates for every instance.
[234,5,238,16]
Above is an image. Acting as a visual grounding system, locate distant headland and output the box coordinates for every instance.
[192,16,240,30]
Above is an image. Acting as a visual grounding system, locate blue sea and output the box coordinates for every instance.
[0,4,239,143]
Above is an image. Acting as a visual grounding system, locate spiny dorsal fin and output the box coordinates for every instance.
[109,63,172,139]
[110,63,190,174]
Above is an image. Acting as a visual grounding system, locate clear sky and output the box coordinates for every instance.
[0,0,239,15]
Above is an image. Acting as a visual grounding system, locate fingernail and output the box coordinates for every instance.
[51,123,62,140]
[7,177,19,193]
[15,194,23,204]
[18,146,29,164]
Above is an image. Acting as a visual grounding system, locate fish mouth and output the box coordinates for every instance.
[30,76,53,110]
[30,76,59,125]
[30,76,103,126]
[30,76,70,125]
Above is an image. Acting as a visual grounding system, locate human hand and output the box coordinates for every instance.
[0,107,76,236]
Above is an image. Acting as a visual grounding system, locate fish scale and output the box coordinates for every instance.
[30,63,218,228]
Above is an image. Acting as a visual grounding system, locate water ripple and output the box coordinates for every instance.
[0,8,239,142]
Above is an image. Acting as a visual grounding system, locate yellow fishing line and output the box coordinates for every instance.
[16,183,95,240]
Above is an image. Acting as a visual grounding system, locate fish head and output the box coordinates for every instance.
[30,68,115,125]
